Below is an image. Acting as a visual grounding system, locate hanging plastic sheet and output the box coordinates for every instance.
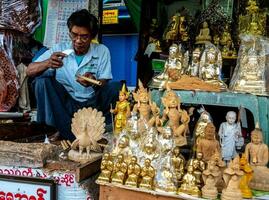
[0,0,41,34]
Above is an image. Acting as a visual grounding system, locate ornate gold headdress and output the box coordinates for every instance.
[119,83,129,98]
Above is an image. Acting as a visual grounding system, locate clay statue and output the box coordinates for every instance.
[239,153,253,199]
[97,153,114,183]
[219,111,243,164]
[111,154,128,185]
[197,122,221,161]
[202,158,221,199]
[110,84,131,134]
[245,127,268,166]
[195,21,212,44]
[178,165,201,197]
[69,107,105,163]
[132,79,160,128]
[125,156,141,187]
[139,158,156,190]
[156,87,190,146]
[221,155,244,200]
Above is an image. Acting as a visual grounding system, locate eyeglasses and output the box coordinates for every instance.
[69,32,91,42]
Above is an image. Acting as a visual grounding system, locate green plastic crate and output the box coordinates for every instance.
[152,59,165,72]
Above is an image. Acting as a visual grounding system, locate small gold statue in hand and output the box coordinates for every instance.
[178,165,201,197]
[156,86,190,146]
[139,158,156,190]
[195,21,212,44]
[97,153,114,183]
[125,156,141,187]
[111,154,128,185]
[110,84,131,134]
[239,153,253,199]
[197,122,221,162]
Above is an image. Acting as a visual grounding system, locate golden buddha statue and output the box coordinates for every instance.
[239,0,266,36]
[125,156,141,187]
[164,13,180,41]
[111,154,128,185]
[171,147,185,183]
[239,153,253,199]
[178,165,201,197]
[188,152,206,188]
[97,153,114,183]
[196,123,221,162]
[179,16,189,42]
[230,37,268,95]
[199,45,227,89]
[221,156,244,200]
[202,159,221,199]
[139,158,156,190]
[220,25,232,46]
[156,87,190,146]
[110,84,131,134]
[195,21,212,44]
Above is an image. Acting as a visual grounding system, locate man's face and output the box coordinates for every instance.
[69,25,92,55]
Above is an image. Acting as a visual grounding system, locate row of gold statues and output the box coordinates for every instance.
[98,82,269,199]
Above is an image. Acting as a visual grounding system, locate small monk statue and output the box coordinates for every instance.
[171,147,185,183]
[202,159,221,199]
[195,21,212,44]
[239,153,253,199]
[132,79,160,128]
[110,84,131,134]
[221,155,244,200]
[187,152,206,188]
[111,154,128,185]
[197,122,221,162]
[219,111,243,164]
[178,165,201,197]
[139,158,156,190]
[156,86,190,146]
[97,153,114,183]
[125,156,141,187]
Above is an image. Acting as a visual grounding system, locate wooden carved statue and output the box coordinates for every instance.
[69,107,105,163]
[156,86,190,146]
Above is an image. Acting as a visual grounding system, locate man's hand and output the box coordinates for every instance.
[76,72,96,87]
[47,52,66,69]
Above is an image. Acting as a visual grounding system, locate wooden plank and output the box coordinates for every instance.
[99,184,199,200]
[75,156,102,183]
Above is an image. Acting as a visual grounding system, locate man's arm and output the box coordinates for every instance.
[26,52,66,77]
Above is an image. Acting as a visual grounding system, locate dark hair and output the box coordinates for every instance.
[67,9,99,38]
